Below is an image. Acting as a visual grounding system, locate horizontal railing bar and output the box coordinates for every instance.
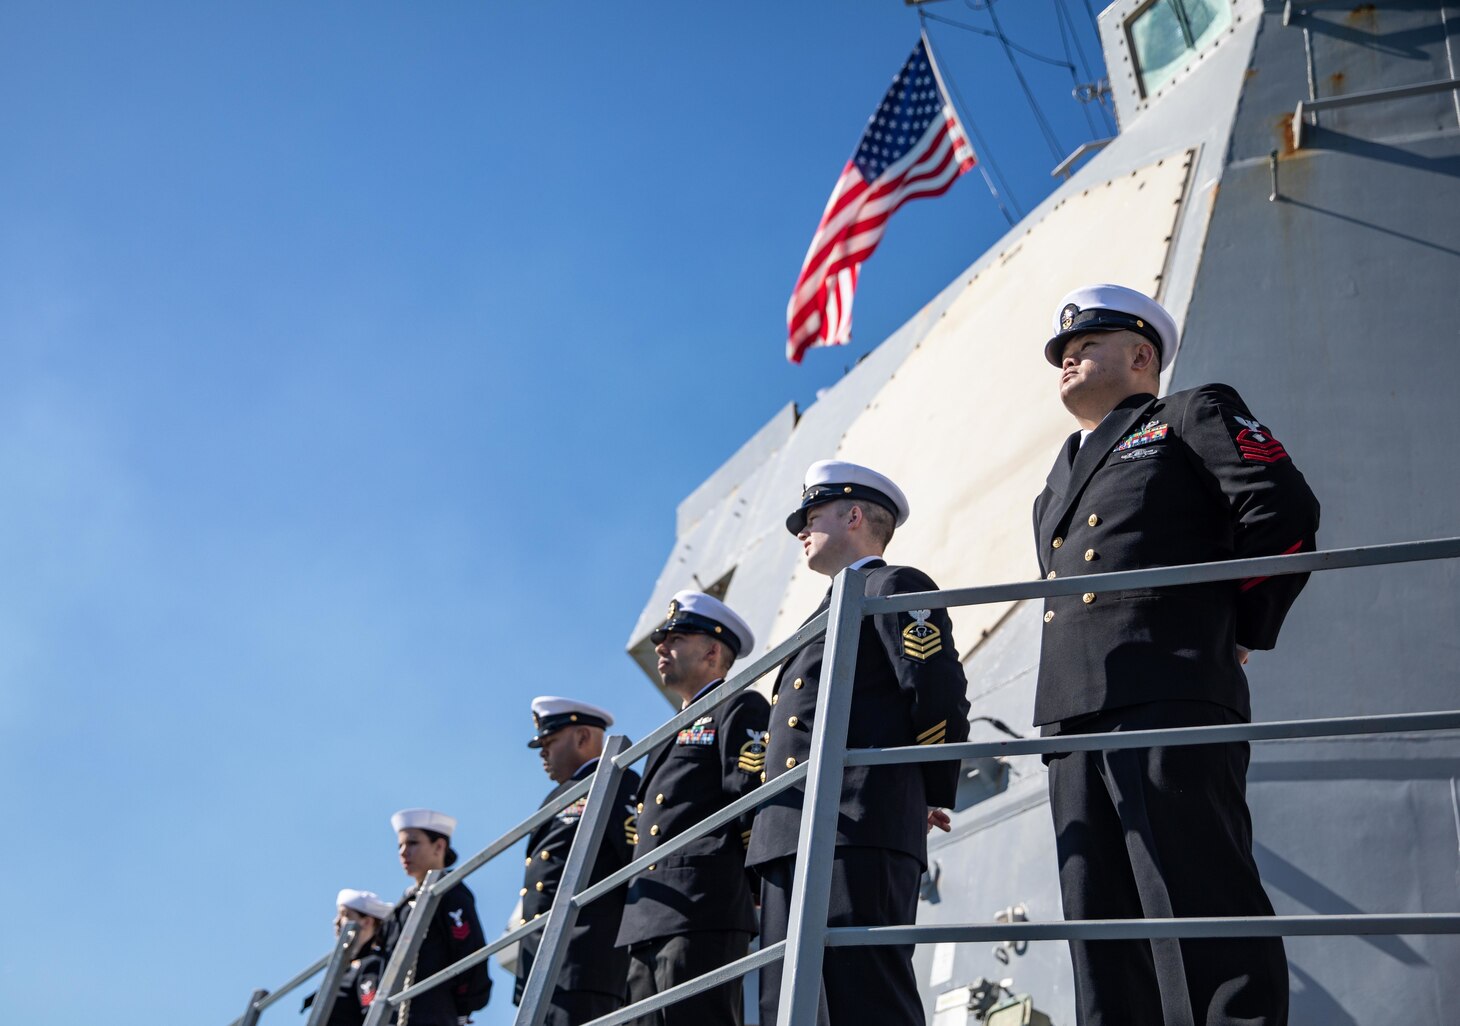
[388,917,547,1006]
[240,954,329,1017]
[1305,76,1460,114]
[573,762,810,908]
[863,537,1460,616]
[431,778,594,895]
[579,941,787,1026]
[1051,136,1114,178]
[826,913,1460,945]
[614,613,829,769]
[844,709,1460,765]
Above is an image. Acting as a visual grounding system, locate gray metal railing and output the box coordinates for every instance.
[230,535,1460,1026]
[1051,136,1114,178]
[302,921,359,1026]
[1292,75,1460,147]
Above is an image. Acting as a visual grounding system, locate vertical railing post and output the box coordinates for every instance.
[304,920,359,1026]
[362,868,446,1026]
[513,734,633,1026]
[777,567,867,1026]
[237,988,268,1026]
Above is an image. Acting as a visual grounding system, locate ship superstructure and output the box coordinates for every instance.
[626,2,1460,1020]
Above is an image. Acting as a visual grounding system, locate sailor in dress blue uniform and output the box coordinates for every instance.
[616,591,768,1026]
[746,461,971,1026]
[1034,284,1320,1026]
[301,889,392,1026]
[515,697,640,1026]
[379,809,492,1026]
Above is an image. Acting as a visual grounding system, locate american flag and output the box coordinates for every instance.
[786,38,976,364]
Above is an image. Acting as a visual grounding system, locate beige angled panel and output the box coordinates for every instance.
[767,151,1196,657]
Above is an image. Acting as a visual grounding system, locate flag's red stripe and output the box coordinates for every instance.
[792,120,957,290]
[794,135,959,290]
[824,167,873,224]
[788,152,963,338]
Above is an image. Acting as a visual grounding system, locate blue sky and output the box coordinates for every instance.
[0,3,1110,1022]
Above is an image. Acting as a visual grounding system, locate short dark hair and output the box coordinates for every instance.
[1121,330,1162,378]
[834,498,895,547]
[711,637,736,674]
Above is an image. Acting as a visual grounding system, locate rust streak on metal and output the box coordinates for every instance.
[1346,4,1378,27]
[1274,114,1299,158]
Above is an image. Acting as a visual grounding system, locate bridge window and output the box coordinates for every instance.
[1127,0,1232,97]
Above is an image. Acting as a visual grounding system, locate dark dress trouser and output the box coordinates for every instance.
[757,847,923,1026]
[1047,700,1289,1026]
[624,931,751,1026]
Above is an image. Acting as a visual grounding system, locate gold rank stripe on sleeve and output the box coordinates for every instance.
[740,827,752,849]
[738,737,766,773]
[624,814,639,846]
[901,612,943,662]
[916,719,948,746]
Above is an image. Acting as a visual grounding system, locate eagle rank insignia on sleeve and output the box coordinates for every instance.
[901,609,943,662]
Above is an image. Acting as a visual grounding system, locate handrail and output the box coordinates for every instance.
[827,914,1460,945]
[1293,75,1460,147]
[233,535,1460,1026]
[226,956,330,1026]
[1051,136,1114,178]
[864,536,1460,616]
[581,942,787,1026]
[388,916,547,1007]
[303,921,359,1026]
[429,776,594,897]
[771,536,1460,1025]
[361,868,446,1026]
[844,708,1460,765]
[574,761,809,908]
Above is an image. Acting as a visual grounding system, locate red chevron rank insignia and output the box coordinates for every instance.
[447,907,470,940]
[1233,416,1289,463]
